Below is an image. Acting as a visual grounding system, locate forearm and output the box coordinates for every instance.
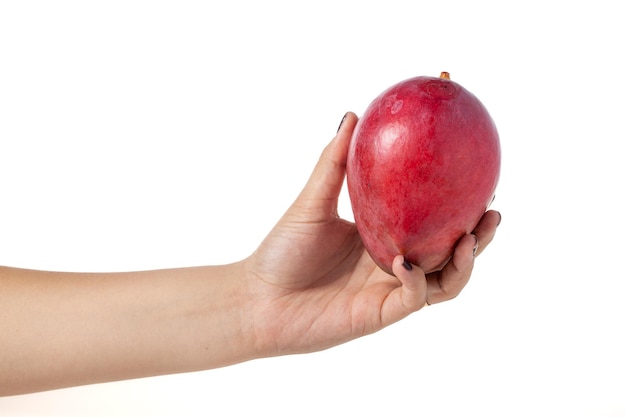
[0,262,254,396]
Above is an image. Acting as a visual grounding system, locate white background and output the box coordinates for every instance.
[1,1,624,416]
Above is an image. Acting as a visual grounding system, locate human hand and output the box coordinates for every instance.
[243,112,500,358]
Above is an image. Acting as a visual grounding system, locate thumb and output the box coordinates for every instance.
[295,112,358,216]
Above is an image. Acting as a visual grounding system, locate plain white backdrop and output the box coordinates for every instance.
[1,1,624,416]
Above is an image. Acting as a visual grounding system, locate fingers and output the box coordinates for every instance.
[426,233,478,305]
[472,210,501,257]
[297,112,358,211]
[424,210,501,305]
[380,219,494,320]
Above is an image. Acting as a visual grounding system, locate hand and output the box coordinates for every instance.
[243,112,501,357]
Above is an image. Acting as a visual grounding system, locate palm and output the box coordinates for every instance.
[247,212,413,355]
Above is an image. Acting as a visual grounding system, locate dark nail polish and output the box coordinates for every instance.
[496,211,502,227]
[402,258,413,271]
[472,234,479,257]
[337,113,348,133]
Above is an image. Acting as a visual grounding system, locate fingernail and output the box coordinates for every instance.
[496,211,502,227]
[402,257,413,271]
[337,113,348,133]
[472,234,479,257]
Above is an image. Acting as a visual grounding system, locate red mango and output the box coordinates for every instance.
[347,72,500,274]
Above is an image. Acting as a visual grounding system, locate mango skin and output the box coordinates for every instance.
[346,75,500,275]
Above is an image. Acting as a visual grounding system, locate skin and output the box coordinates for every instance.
[0,112,500,396]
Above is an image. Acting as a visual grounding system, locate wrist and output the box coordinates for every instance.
[192,260,262,369]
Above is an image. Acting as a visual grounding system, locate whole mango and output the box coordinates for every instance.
[347,72,500,274]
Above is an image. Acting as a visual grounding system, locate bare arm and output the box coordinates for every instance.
[0,112,500,396]
[0,263,253,395]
